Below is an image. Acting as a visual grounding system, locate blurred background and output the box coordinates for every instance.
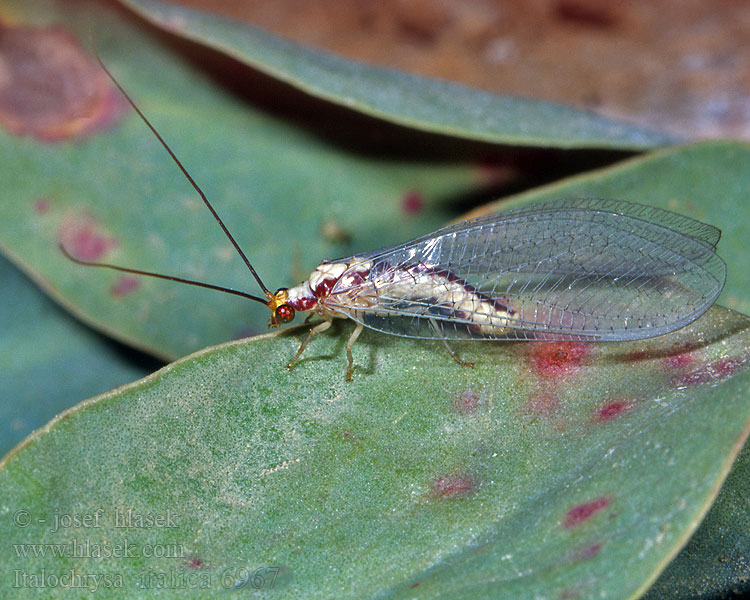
[171,0,750,141]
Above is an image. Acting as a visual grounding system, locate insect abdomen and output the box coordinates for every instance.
[329,260,518,335]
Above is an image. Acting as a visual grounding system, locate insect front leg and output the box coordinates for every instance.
[286,319,333,372]
[345,322,365,382]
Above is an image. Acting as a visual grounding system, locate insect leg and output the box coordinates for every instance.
[428,318,474,368]
[286,319,333,371]
[345,322,365,382]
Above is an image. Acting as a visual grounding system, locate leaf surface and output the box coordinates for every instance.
[1,306,748,599]
[0,255,153,456]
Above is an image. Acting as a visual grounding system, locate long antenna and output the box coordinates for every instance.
[60,244,269,305]
[91,37,273,298]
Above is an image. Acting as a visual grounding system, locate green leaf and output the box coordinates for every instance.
[470,141,750,316]
[0,0,480,360]
[119,0,674,150]
[0,255,154,456]
[1,306,748,599]
[643,442,750,599]
[2,3,747,599]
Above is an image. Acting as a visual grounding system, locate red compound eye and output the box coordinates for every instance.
[276,304,295,323]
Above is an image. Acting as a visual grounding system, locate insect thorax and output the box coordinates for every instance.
[286,260,370,316]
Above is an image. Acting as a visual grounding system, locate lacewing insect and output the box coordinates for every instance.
[63,54,727,381]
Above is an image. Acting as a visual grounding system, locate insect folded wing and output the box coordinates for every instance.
[325,199,726,342]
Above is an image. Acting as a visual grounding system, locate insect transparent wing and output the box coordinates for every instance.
[328,199,726,341]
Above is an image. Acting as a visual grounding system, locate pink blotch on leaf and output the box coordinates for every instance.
[524,390,559,417]
[401,190,424,214]
[453,389,482,415]
[34,198,50,214]
[430,472,478,499]
[664,342,696,370]
[574,542,604,561]
[0,23,126,142]
[529,342,589,379]
[594,399,632,423]
[666,353,693,369]
[564,496,611,528]
[58,215,117,261]
[110,275,139,297]
[673,357,745,389]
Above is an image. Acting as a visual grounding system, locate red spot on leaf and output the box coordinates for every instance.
[34,198,50,214]
[401,190,424,214]
[59,215,117,261]
[594,399,632,423]
[665,353,693,369]
[185,556,204,569]
[529,342,589,379]
[110,274,139,297]
[574,542,603,560]
[673,357,745,389]
[564,496,611,528]
[524,390,559,417]
[0,23,126,142]
[453,389,482,415]
[430,472,478,499]
[664,342,696,370]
